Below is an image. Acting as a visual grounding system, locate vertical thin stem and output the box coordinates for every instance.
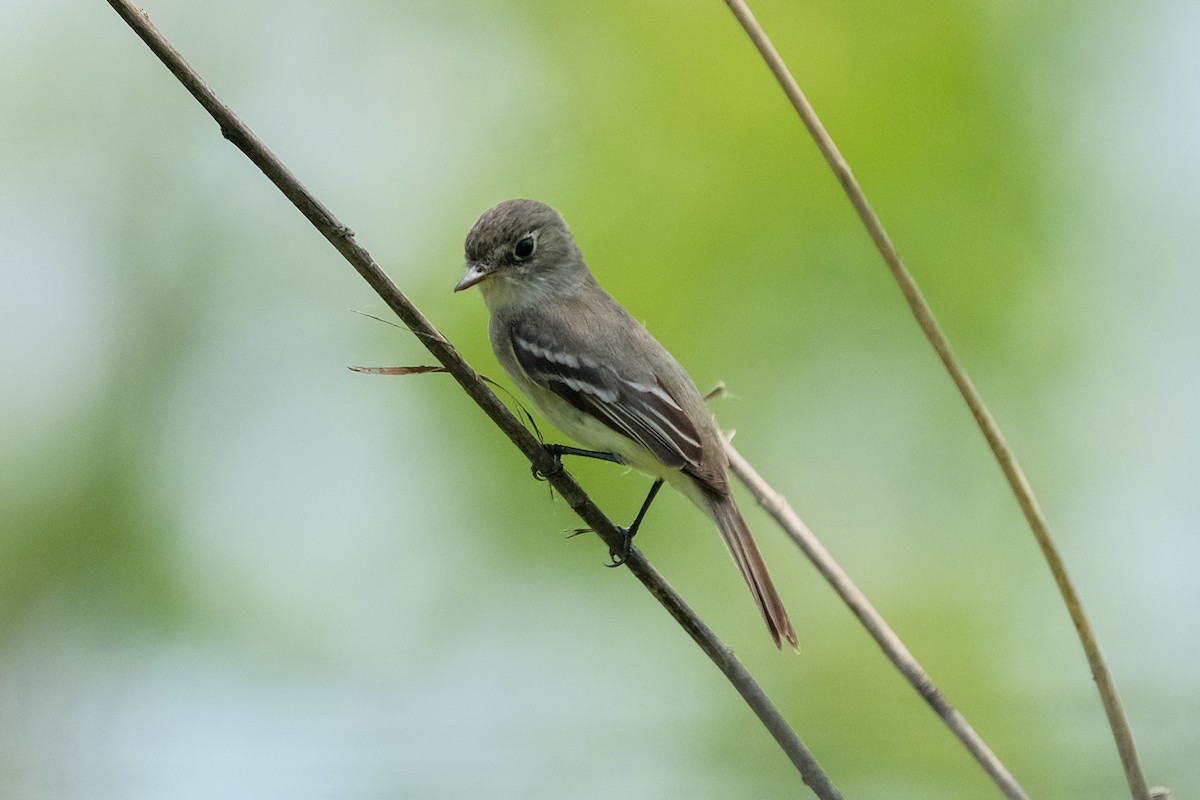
[721,2,1150,798]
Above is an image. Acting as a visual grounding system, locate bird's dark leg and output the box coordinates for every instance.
[532,444,625,480]
[607,478,664,567]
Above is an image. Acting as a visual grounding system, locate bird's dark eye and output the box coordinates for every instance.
[513,235,536,261]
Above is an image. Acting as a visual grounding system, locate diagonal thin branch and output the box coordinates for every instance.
[103,1,842,797]
[725,441,1028,800]
[722,2,1151,798]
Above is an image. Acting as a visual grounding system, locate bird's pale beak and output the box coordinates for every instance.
[454,262,492,292]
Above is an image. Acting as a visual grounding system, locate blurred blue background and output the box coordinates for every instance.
[1,0,1197,797]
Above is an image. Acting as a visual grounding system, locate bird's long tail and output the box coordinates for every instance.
[706,492,798,650]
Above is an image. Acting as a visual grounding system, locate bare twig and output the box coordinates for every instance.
[104,1,842,796]
[722,1,1151,798]
[725,442,1028,800]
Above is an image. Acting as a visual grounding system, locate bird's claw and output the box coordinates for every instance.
[605,527,634,568]
[532,452,564,481]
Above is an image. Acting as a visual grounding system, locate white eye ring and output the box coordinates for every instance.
[513,235,536,261]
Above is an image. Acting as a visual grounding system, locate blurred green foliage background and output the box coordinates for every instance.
[1,0,1197,797]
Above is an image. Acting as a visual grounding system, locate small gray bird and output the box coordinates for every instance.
[455,199,797,649]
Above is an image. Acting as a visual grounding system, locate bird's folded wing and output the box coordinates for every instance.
[509,322,703,471]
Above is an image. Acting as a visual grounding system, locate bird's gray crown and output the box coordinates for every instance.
[465,199,564,260]
[465,199,585,271]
